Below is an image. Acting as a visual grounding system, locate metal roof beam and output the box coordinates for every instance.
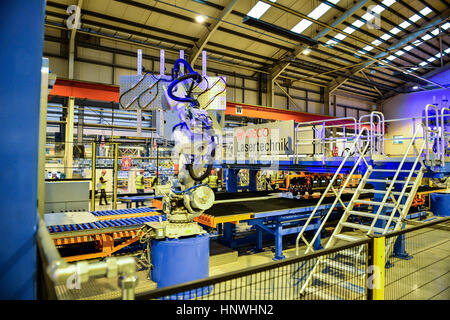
[189,0,238,65]
[326,11,450,93]
[268,0,371,81]
[380,63,450,100]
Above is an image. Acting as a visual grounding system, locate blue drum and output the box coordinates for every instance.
[151,234,210,288]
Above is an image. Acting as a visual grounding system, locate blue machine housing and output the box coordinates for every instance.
[430,193,450,217]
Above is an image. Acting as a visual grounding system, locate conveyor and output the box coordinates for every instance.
[47,207,167,262]
[47,207,164,234]
[196,192,373,228]
[196,192,374,260]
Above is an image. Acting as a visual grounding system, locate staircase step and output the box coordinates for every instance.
[322,259,365,275]
[348,211,399,221]
[303,287,343,300]
[341,222,386,234]
[360,189,410,196]
[366,179,415,184]
[312,272,345,285]
[338,249,366,261]
[353,200,405,208]
[333,234,365,242]
[372,169,421,173]
[312,271,366,296]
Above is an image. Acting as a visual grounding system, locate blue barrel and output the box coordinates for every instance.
[430,193,450,217]
[151,234,210,289]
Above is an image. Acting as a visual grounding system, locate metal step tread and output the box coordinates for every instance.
[338,249,366,261]
[347,210,399,221]
[366,179,415,184]
[333,233,366,242]
[341,222,386,234]
[313,272,347,285]
[353,199,405,208]
[322,259,365,275]
[303,287,344,300]
[372,169,421,173]
[313,271,366,296]
[360,189,410,196]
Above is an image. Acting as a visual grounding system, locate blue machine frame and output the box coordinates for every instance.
[0,0,46,299]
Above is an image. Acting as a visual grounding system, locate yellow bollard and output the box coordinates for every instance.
[370,236,385,300]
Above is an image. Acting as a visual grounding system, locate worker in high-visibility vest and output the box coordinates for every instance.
[135,169,145,207]
[99,170,108,205]
[207,172,219,192]
[202,170,219,192]
[150,175,157,188]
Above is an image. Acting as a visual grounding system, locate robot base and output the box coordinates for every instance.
[145,221,206,239]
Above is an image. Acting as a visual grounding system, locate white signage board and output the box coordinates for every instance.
[232,120,295,161]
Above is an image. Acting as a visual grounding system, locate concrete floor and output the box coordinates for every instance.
[384,225,450,300]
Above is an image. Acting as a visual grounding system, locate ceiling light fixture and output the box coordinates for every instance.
[302,48,311,55]
[195,15,206,23]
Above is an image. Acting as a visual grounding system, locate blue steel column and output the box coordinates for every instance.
[249,169,258,191]
[0,0,46,299]
[225,168,239,193]
[273,223,285,260]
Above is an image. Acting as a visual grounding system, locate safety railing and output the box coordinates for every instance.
[370,124,427,238]
[294,111,385,164]
[424,104,441,166]
[358,111,385,157]
[294,107,449,167]
[294,127,371,256]
[440,107,450,165]
[294,117,358,165]
[36,213,138,300]
[133,217,449,300]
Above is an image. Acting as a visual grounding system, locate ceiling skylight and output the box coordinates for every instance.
[325,0,396,46]
[407,47,450,73]
[356,7,432,56]
[291,0,341,34]
[247,0,277,19]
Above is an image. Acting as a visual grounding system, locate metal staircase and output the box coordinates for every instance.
[294,122,429,299]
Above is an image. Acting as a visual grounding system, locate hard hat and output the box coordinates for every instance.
[101,170,107,174]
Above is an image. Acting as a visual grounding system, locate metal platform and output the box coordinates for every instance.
[215,157,450,176]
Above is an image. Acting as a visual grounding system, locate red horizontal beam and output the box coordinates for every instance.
[225,102,335,123]
[50,79,120,102]
[50,79,335,123]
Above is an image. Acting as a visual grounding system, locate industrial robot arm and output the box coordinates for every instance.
[158,59,216,233]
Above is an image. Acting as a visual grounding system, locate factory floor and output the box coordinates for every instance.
[53,218,449,300]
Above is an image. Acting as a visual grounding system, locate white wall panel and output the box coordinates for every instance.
[74,61,112,84]
[44,40,60,56]
[77,47,113,64]
[47,57,68,79]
